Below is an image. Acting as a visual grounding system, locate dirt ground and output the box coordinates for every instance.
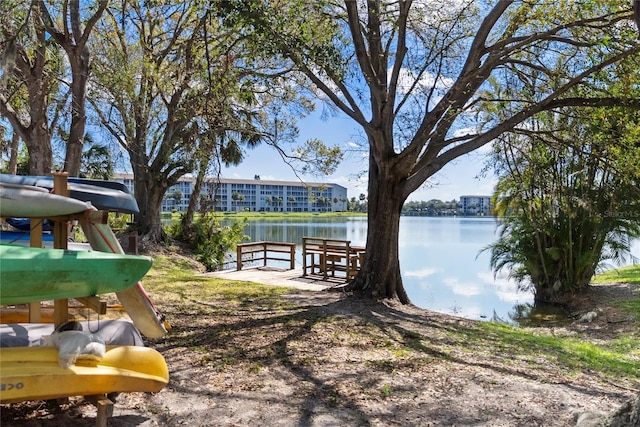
[1,279,638,426]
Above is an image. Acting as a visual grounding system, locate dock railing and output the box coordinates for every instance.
[236,241,296,271]
[302,237,365,282]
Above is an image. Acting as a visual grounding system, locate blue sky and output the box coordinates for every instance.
[221,108,498,202]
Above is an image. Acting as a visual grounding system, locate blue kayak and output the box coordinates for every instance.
[5,218,54,232]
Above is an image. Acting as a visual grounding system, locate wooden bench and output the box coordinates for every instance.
[302,237,364,282]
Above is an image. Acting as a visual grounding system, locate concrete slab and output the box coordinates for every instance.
[200,267,345,291]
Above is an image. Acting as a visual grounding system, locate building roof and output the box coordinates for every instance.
[114,173,346,191]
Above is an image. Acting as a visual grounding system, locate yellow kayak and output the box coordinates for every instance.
[0,346,169,403]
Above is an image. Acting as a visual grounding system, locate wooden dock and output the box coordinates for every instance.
[201,267,337,291]
[210,239,363,291]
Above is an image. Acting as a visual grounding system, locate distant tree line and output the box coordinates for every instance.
[347,194,368,212]
[348,197,465,216]
[402,200,462,216]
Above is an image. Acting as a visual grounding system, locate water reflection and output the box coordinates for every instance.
[396,217,537,323]
[234,216,543,324]
[243,217,352,243]
[504,302,571,327]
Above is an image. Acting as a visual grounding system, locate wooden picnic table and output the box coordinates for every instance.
[302,238,364,282]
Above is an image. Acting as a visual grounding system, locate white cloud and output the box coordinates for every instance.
[346,141,361,149]
[452,126,477,139]
[395,67,454,95]
[405,267,438,278]
[442,277,483,296]
[450,127,495,156]
[476,271,526,303]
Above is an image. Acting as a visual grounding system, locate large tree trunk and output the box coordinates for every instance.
[144,186,168,243]
[0,94,51,175]
[182,161,207,236]
[25,125,53,176]
[0,12,53,176]
[36,0,106,177]
[132,166,169,243]
[24,67,52,176]
[349,155,411,304]
[8,131,19,174]
[634,0,640,35]
[63,54,88,176]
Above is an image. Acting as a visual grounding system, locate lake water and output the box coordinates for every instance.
[239,216,639,324]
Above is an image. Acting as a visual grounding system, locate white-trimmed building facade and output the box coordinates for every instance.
[114,174,348,213]
[459,195,492,215]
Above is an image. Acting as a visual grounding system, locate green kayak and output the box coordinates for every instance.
[0,244,152,305]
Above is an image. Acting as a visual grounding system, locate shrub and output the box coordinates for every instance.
[167,212,249,271]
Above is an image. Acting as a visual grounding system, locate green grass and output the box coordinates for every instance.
[592,264,640,284]
[474,322,640,378]
[144,253,640,385]
[614,298,640,319]
[144,254,293,309]
[413,318,640,380]
[379,384,392,399]
[219,211,366,218]
[592,263,640,322]
[161,211,366,222]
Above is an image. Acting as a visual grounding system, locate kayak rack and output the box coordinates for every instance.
[0,172,168,426]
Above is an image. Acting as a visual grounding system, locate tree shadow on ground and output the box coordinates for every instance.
[2,288,633,426]
[145,289,631,425]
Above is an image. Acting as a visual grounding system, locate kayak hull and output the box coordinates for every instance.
[0,244,152,306]
[81,214,170,338]
[0,231,91,251]
[0,174,138,214]
[0,345,169,403]
[0,185,91,218]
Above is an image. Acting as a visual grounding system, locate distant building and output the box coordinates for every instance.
[459,195,492,216]
[114,174,348,213]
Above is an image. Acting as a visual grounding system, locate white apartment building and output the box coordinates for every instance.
[115,174,348,213]
[459,195,492,215]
